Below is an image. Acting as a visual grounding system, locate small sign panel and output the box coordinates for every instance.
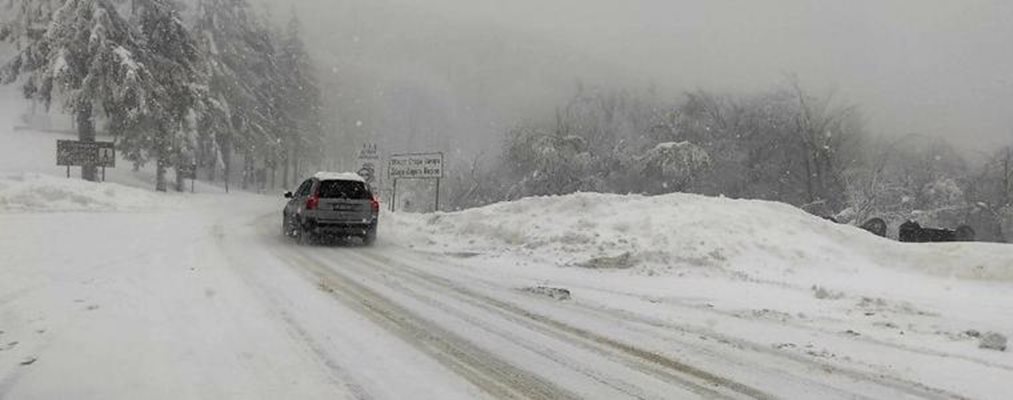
[57,140,115,167]
[389,153,444,179]
[358,143,379,160]
[357,162,376,184]
[178,163,198,180]
[358,143,381,186]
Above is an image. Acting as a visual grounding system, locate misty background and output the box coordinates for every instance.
[261,0,1013,161]
[2,0,1012,240]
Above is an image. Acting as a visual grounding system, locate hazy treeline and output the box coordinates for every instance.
[446,80,1013,242]
[1,0,325,191]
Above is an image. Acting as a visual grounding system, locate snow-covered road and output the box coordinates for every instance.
[4,185,1010,399]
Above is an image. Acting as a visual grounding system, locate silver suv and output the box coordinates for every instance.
[282,172,380,245]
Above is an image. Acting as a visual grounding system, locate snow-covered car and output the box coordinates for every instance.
[282,172,380,245]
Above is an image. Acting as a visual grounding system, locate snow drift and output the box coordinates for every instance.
[0,173,171,213]
[390,192,1013,281]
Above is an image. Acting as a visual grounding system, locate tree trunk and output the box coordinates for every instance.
[174,167,185,192]
[282,146,290,189]
[241,153,252,190]
[1003,149,1011,207]
[222,146,231,193]
[76,102,98,182]
[201,135,215,182]
[293,141,303,184]
[813,150,826,203]
[803,152,815,204]
[155,157,168,192]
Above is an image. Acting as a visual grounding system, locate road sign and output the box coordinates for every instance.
[388,152,445,212]
[357,162,376,184]
[57,140,115,168]
[358,143,379,160]
[357,143,381,187]
[178,163,198,180]
[389,153,444,179]
[98,147,114,166]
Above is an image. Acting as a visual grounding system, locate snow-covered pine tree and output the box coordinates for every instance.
[131,0,206,191]
[192,0,269,190]
[240,15,284,191]
[1,0,155,182]
[0,0,62,47]
[278,12,324,189]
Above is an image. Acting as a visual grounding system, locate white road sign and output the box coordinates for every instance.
[389,153,444,179]
[358,143,379,160]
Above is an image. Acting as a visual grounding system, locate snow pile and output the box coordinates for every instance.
[0,173,171,213]
[389,192,1013,280]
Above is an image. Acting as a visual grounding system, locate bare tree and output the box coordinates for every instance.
[787,77,863,212]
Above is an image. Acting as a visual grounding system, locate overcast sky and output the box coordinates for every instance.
[272,0,1013,153]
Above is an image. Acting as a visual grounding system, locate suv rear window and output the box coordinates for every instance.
[317,180,371,199]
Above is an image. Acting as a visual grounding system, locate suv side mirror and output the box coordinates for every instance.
[283,191,293,199]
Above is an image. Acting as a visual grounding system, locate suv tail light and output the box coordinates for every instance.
[370,196,380,214]
[306,194,320,210]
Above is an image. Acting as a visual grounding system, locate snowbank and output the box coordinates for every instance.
[388,192,1013,281]
[0,173,171,213]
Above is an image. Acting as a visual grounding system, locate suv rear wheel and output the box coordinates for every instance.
[282,214,295,238]
[298,226,316,245]
[363,225,377,246]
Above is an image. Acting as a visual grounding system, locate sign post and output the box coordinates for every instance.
[391,178,398,213]
[178,163,198,193]
[388,152,444,212]
[57,140,116,181]
[98,146,114,182]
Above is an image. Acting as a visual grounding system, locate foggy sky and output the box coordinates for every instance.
[268,0,1013,157]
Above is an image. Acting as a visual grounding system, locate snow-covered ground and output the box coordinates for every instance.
[2,86,1012,399]
[0,173,177,212]
[389,193,1013,398]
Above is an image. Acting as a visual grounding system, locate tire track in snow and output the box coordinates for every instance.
[561,280,1013,373]
[552,291,977,400]
[268,243,583,400]
[304,249,719,400]
[270,308,375,400]
[338,248,777,400]
[216,220,374,400]
[425,250,980,400]
[349,248,969,400]
[261,217,723,398]
[257,212,760,399]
